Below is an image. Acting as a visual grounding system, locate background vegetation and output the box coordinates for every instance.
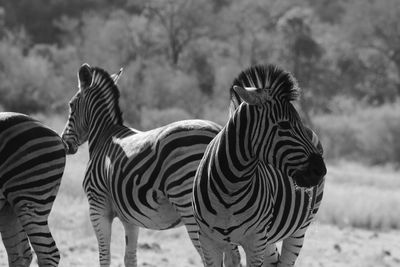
[1,0,399,166]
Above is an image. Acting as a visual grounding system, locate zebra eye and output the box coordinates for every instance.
[277,121,291,129]
[69,99,78,112]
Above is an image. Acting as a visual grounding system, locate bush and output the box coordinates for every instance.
[140,107,193,130]
[117,61,147,128]
[314,99,400,166]
[0,39,66,114]
[201,105,228,126]
[31,44,81,112]
[141,62,205,116]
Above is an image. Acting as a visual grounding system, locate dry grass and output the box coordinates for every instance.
[317,161,400,230]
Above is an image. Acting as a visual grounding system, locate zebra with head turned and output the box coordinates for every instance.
[192,64,327,267]
[61,63,240,267]
[0,112,66,266]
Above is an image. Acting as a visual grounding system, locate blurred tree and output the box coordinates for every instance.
[145,0,213,66]
[211,0,231,12]
[30,43,81,111]
[0,0,133,44]
[181,40,216,96]
[77,11,137,69]
[215,0,289,66]
[277,6,325,126]
[141,61,204,116]
[118,60,148,127]
[306,0,346,24]
[334,49,398,105]
[0,37,65,113]
[342,0,400,98]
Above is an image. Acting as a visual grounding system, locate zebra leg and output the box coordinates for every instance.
[0,203,32,267]
[198,232,225,267]
[241,235,267,267]
[16,204,60,267]
[89,206,113,267]
[223,244,242,267]
[262,243,279,267]
[174,201,241,267]
[278,227,307,266]
[181,217,205,262]
[122,223,139,267]
[181,218,240,267]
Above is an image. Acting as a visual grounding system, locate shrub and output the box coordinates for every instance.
[140,107,193,130]
[314,100,400,166]
[141,62,205,116]
[201,105,228,126]
[0,39,66,114]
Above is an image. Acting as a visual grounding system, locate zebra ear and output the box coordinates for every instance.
[78,63,93,91]
[111,68,123,84]
[233,85,268,106]
[229,89,241,116]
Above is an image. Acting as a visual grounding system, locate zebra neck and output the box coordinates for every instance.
[207,115,259,193]
[87,110,122,155]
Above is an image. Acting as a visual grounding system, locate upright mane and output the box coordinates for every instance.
[90,66,123,125]
[230,64,300,109]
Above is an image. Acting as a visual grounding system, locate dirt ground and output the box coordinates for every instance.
[1,159,399,267]
[1,220,399,267]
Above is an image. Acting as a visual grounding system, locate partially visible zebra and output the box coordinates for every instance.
[0,112,66,266]
[61,63,240,267]
[192,64,327,267]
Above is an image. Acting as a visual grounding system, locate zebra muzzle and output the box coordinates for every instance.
[292,153,327,188]
[62,138,79,155]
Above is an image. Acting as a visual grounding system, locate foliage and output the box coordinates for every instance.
[140,107,192,130]
[145,0,214,66]
[0,0,399,165]
[0,38,66,113]
[314,99,400,166]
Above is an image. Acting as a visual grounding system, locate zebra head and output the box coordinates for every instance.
[231,64,326,188]
[61,63,123,154]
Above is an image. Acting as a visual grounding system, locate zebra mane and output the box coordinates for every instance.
[90,66,123,125]
[230,64,300,108]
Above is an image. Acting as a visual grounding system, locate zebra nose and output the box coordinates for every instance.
[308,153,327,178]
[61,139,69,153]
[61,136,78,155]
[292,153,327,188]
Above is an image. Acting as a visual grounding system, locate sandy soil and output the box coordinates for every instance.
[1,220,399,267]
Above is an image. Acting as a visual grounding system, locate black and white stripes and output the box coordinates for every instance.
[0,112,66,266]
[61,64,240,267]
[193,64,327,267]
